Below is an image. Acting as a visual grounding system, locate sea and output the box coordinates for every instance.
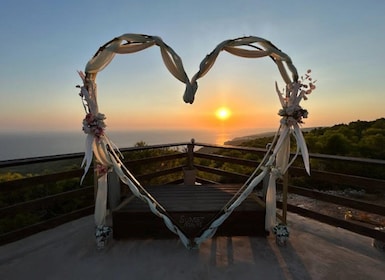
[0,128,274,161]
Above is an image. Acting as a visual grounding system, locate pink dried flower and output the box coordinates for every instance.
[300,70,317,95]
[85,113,95,124]
[96,164,108,177]
[82,113,106,139]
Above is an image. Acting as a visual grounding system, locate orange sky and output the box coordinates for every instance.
[97,77,282,132]
[1,1,384,135]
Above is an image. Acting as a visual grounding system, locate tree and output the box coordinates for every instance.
[321,133,352,155]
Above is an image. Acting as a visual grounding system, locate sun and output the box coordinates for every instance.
[215,107,231,121]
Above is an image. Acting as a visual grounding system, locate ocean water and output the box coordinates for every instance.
[0,128,271,161]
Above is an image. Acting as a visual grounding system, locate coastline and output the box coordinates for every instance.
[224,127,321,146]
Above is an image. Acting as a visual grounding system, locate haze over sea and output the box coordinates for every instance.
[0,128,274,161]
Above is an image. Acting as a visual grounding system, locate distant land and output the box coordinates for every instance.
[224,127,323,145]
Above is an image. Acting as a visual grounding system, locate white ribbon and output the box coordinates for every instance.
[94,173,108,226]
[263,78,312,232]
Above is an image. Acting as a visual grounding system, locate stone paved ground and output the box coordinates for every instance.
[0,213,384,280]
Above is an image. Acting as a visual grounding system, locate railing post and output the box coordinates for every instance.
[187,138,195,169]
[93,161,120,210]
[282,172,288,225]
[183,138,197,185]
[262,172,269,200]
[93,162,98,202]
[107,170,121,210]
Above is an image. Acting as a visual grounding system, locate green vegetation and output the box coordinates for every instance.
[121,141,186,185]
[0,156,94,235]
[239,118,385,160]
[233,118,385,182]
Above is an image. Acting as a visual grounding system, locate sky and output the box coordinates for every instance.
[0,0,384,136]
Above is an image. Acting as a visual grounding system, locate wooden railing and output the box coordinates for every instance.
[0,153,94,245]
[1,141,384,245]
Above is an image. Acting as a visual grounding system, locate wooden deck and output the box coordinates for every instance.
[112,184,267,240]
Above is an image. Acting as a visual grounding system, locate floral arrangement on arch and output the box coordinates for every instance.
[277,69,317,126]
[82,113,106,139]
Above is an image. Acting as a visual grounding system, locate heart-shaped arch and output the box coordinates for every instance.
[77,34,314,249]
[81,33,299,105]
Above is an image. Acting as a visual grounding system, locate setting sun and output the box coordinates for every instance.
[215,107,231,121]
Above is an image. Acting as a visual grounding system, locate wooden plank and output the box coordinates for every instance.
[0,206,94,245]
[123,152,185,166]
[283,202,385,242]
[194,152,259,167]
[112,184,267,240]
[117,185,262,212]
[0,186,93,215]
[0,169,84,193]
[135,165,184,181]
[289,167,385,191]
[194,165,250,181]
[286,185,385,216]
[0,153,84,168]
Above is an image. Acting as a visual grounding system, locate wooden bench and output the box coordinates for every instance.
[112,184,267,240]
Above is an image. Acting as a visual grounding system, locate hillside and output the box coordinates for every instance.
[225,118,385,160]
[224,127,319,146]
